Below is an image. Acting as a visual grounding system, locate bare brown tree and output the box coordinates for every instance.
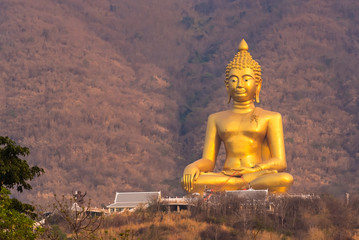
[36,194,103,240]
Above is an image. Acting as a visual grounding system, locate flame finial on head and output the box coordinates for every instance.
[238,39,249,51]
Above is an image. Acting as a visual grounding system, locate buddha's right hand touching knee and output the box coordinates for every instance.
[181,164,200,192]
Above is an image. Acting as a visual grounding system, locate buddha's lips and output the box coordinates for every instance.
[235,90,246,94]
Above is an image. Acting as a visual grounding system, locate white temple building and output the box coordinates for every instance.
[106,191,161,213]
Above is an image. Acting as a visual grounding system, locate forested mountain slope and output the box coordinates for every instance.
[0,0,358,206]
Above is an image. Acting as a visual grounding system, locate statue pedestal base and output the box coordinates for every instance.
[225,189,268,201]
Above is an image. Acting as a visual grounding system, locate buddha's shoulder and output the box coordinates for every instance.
[207,108,283,121]
[208,110,232,119]
[256,108,282,120]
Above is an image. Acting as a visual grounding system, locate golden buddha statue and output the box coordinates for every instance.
[181,39,293,194]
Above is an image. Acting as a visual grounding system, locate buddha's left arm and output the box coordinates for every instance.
[256,113,287,171]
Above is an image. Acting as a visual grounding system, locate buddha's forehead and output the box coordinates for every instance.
[229,68,255,77]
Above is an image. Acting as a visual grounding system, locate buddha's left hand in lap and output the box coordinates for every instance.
[222,166,262,176]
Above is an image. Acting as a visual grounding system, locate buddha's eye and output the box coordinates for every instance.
[244,76,253,82]
[231,79,236,82]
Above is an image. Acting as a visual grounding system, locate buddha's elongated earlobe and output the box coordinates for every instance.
[225,79,231,104]
[255,91,260,103]
[255,80,262,103]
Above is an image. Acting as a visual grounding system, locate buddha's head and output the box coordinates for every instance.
[225,39,262,103]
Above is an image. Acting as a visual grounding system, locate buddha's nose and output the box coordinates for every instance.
[237,79,244,87]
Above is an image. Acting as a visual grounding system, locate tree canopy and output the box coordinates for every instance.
[0,136,44,239]
[0,136,44,192]
[0,187,37,240]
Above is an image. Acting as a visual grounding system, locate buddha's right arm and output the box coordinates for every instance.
[200,114,220,171]
[183,115,220,175]
[185,158,216,173]
[182,116,220,191]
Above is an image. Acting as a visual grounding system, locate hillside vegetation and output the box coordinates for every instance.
[0,0,358,205]
[40,194,359,240]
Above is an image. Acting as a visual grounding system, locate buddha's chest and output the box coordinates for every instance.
[216,114,267,141]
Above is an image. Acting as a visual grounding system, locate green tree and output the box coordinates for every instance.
[0,136,44,192]
[0,136,44,238]
[0,187,37,240]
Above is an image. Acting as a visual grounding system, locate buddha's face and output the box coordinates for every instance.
[227,68,259,102]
